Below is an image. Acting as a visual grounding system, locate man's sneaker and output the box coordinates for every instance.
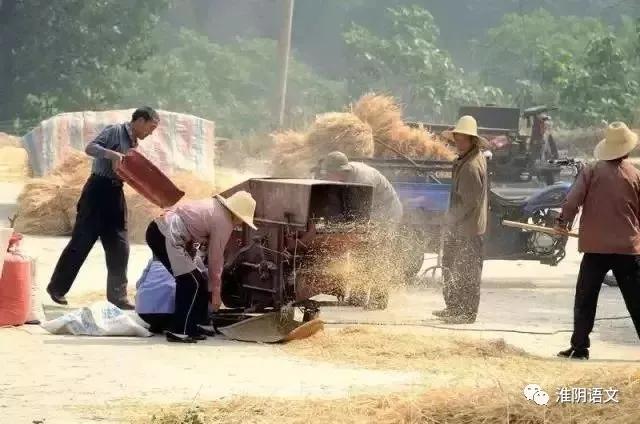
[432,308,456,318]
[557,347,589,360]
[441,314,477,324]
[46,287,68,305]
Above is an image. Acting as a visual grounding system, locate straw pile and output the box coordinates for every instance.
[0,132,31,182]
[0,132,22,148]
[271,94,454,177]
[272,130,312,177]
[306,112,375,157]
[137,376,639,424]
[131,327,640,424]
[273,113,375,177]
[14,151,217,243]
[352,94,455,160]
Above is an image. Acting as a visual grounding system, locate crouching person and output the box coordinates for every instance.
[135,249,208,334]
[145,191,257,343]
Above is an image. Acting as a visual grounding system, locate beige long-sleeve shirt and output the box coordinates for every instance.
[448,147,488,237]
[559,160,640,254]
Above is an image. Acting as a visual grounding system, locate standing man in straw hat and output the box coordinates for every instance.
[433,116,489,324]
[555,122,640,360]
[46,107,160,310]
[145,191,257,343]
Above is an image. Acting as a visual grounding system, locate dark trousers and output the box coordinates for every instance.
[145,222,209,336]
[442,234,484,317]
[138,313,172,334]
[571,253,640,350]
[48,175,129,302]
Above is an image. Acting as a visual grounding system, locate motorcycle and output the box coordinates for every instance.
[485,158,583,265]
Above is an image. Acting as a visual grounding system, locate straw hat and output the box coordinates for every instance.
[442,115,489,148]
[215,191,257,230]
[594,122,638,161]
[323,151,352,173]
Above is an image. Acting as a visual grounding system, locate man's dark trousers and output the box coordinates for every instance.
[47,175,129,302]
[571,253,640,350]
[442,233,484,317]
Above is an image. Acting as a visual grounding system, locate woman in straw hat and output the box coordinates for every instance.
[145,191,257,343]
[433,115,489,324]
[555,122,640,359]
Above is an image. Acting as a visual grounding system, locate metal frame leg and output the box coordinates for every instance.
[422,224,449,285]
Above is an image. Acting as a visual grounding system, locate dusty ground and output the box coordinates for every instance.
[1,181,638,423]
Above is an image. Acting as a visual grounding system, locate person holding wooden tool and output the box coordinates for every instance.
[433,116,489,324]
[554,122,640,360]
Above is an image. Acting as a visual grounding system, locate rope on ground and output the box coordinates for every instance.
[322,315,632,336]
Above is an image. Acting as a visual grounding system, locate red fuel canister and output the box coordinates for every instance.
[0,233,32,326]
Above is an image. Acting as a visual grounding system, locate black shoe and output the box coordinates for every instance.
[196,324,218,337]
[46,287,68,305]
[557,347,589,360]
[191,334,207,341]
[166,332,198,343]
[441,314,477,324]
[110,299,135,310]
[432,308,456,318]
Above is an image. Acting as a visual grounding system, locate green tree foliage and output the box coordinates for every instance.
[344,6,505,122]
[480,10,640,125]
[112,30,346,137]
[556,33,640,125]
[0,0,169,128]
[480,10,607,101]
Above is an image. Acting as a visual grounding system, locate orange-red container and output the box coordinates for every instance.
[116,149,185,208]
[0,233,32,326]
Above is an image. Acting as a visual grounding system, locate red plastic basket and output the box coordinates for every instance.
[116,150,185,208]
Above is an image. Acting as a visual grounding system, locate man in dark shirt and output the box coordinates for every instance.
[555,121,640,359]
[46,107,160,309]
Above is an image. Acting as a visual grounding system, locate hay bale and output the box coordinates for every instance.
[270,94,454,176]
[271,130,310,177]
[307,112,374,158]
[352,93,455,160]
[0,146,31,182]
[13,178,70,235]
[0,132,22,148]
[272,112,375,177]
[390,125,455,160]
[351,93,403,147]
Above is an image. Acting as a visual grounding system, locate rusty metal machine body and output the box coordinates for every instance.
[214,178,373,326]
